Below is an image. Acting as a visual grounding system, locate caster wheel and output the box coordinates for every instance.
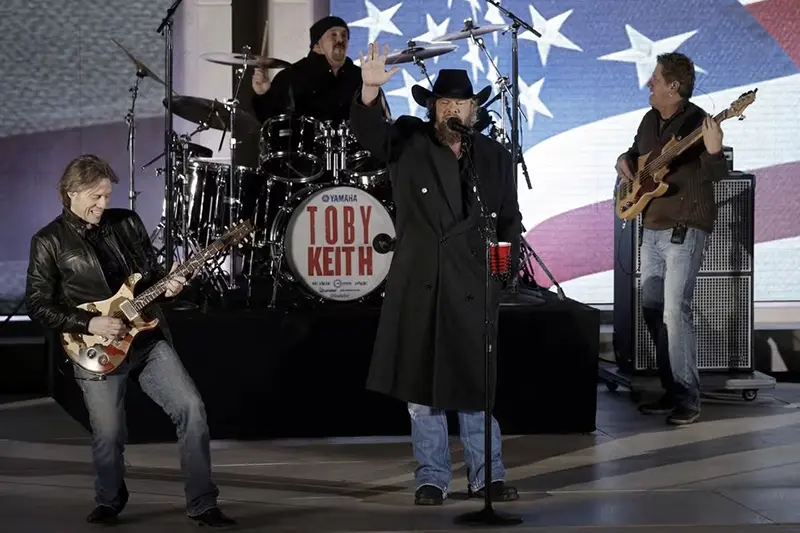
[605,381,619,392]
[742,389,757,401]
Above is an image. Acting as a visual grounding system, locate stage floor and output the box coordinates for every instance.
[5,385,800,532]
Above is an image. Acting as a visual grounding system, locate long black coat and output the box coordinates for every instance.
[349,94,521,411]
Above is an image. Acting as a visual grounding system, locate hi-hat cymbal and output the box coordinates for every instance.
[435,23,506,42]
[201,52,291,69]
[385,44,457,65]
[164,95,261,133]
[112,37,165,85]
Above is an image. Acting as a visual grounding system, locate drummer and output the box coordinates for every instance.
[252,16,367,124]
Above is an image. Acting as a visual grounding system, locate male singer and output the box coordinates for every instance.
[350,42,522,506]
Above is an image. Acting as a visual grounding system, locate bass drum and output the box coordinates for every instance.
[269,184,395,302]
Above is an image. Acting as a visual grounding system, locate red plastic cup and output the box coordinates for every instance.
[489,241,511,275]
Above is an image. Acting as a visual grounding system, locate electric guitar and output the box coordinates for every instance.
[61,220,253,375]
[615,89,757,221]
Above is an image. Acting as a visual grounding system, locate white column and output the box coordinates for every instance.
[174,0,233,157]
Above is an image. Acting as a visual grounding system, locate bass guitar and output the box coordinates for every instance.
[61,220,253,375]
[615,89,757,221]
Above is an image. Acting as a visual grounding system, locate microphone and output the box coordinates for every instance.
[446,117,473,136]
[372,233,396,254]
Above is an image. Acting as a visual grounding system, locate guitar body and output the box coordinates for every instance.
[615,135,680,221]
[60,273,159,376]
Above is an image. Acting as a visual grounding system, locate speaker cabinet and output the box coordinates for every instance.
[613,173,755,374]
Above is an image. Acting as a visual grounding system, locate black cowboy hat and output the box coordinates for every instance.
[411,69,491,108]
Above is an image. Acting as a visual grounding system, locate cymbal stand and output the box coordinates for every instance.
[125,70,145,211]
[404,41,434,88]
[216,45,251,291]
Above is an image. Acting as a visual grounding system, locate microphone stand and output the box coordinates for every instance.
[454,133,522,527]
[157,0,184,272]
[484,0,539,190]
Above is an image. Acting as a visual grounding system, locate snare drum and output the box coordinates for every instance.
[269,184,395,302]
[259,114,325,184]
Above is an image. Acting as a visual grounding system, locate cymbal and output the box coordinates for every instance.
[112,37,165,85]
[174,140,213,159]
[434,23,506,42]
[164,95,261,133]
[201,52,290,69]
[385,44,457,65]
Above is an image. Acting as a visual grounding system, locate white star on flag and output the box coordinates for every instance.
[348,0,404,43]
[387,69,432,117]
[518,76,552,131]
[413,14,451,63]
[598,25,705,88]
[519,4,583,66]
[461,38,484,82]
[463,0,481,24]
[483,1,506,46]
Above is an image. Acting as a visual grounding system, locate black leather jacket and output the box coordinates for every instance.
[25,208,172,341]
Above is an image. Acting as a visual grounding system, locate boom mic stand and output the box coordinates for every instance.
[157,0,184,273]
[454,131,522,527]
[125,71,143,211]
[485,0,540,190]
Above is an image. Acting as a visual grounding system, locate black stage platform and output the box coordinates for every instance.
[51,290,599,443]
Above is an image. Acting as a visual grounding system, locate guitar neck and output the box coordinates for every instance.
[132,238,229,312]
[644,110,726,173]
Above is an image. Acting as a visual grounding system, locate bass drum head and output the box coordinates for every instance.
[280,185,395,302]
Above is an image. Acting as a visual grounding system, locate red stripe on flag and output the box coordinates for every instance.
[524,162,800,288]
[745,0,800,67]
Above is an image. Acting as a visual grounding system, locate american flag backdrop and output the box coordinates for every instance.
[331,0,800,305]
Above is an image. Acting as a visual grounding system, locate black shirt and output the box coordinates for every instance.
[252,51,363,125]
[85,227,128,294]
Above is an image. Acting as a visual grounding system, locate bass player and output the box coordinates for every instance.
[615,52,727,425]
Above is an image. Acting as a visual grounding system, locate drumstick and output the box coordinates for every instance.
[260,19,269,57]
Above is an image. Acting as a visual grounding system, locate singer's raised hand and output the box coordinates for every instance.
[360,41,400,105]
[360,41,399,88]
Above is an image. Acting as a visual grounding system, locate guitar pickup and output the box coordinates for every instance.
[119,300,139,321]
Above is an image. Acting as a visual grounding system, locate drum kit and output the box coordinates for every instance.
[115,10,550,309]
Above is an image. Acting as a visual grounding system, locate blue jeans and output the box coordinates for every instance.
[408,402,505,495]
[639,227,708,411]
[74,339,219,516]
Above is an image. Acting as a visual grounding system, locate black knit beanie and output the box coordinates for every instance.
[309,16,349,48]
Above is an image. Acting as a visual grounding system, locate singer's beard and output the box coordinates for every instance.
[434,120,461,145]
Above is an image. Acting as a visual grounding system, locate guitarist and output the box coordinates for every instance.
[615,53,728,426]
[24,155,236,527]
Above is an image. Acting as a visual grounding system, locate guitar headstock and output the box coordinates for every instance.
[723,89,757,122]
[222,219,255,247]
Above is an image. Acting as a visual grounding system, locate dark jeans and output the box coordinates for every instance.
[74,339,219,516]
